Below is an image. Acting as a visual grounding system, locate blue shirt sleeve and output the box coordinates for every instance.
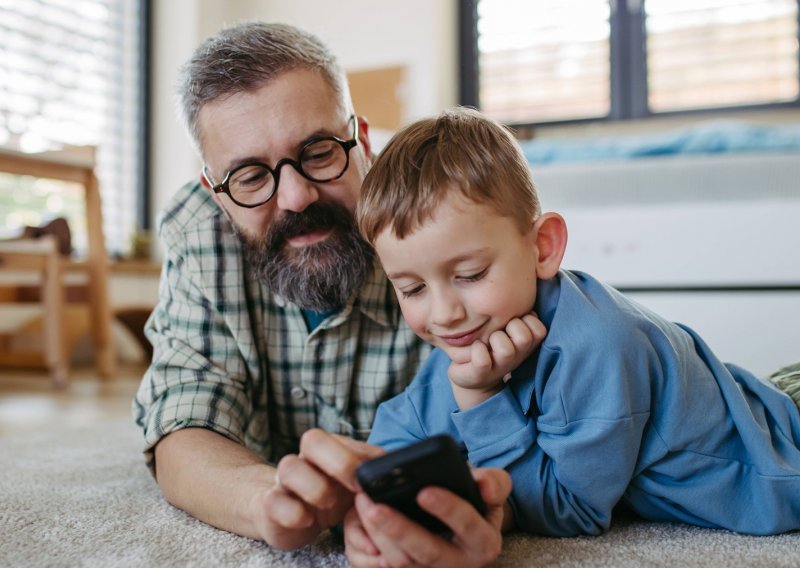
[367,390,427,450]
[450,340,651,536]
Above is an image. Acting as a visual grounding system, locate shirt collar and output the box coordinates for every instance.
[508,273,563,415]
[348,259,400,328]
[272,259,400,329]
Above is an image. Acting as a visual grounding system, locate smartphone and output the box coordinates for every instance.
[355,435,487,537]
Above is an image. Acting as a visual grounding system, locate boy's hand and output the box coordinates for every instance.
[344,466,511,568]
[447,313,546,407]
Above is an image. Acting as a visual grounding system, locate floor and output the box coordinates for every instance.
[0,364,144,439]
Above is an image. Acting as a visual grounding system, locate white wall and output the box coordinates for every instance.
[238,0,458,120]
[149,0,457,245]
[149,0,201,244]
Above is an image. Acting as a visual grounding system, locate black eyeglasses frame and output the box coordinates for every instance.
[202,114,359,209]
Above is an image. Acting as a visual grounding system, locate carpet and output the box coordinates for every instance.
[2,418,799,567]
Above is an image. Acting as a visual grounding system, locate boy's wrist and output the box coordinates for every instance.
[450,380,505,410]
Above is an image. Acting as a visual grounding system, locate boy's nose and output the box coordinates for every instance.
[275,165,320,213]
[430,290,466,328]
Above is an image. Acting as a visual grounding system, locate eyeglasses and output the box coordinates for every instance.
[203,115,359,208]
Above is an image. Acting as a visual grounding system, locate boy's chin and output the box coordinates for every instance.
[436,342,472,363]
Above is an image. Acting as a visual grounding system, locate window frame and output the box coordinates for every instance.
[138,0,152,233]
[0,0,151,254]
[458,0,800,127]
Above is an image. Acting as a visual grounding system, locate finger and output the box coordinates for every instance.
[471,467,513,507]
[356,493,430,567]
[520,313,547,343]
[276,454,340,509]
[332,434,387,461]
[504,317,534,348]
[299,428,363,492]
[448,342,492,386]
[446,345,472,365]
[469,340,493,373]
[416,487,502,565]
[344,548,384,568]
[469,467,513,531]
[347,524,381,558]
[344,506,381,557]
[486,330,515,364]
[262,485,315,530]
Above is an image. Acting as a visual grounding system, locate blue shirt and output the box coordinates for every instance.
[368,270,800,536]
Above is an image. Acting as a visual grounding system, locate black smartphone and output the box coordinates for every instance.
[356,435,487,537]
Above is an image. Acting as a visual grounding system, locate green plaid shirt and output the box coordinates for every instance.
[133,181,430,471]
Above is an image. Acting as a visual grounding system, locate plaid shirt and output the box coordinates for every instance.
[133,181,430,471]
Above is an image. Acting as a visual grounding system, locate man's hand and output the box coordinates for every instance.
[447,313,546,408]
[156,427,385,551]
[249,429,385,550]
[344,466,513,568]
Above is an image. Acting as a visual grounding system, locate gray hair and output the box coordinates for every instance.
[177,22,350,155]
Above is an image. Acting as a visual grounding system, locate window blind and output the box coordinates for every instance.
[646,0,799,112]
[477,0,611,124]
[0,0,144,256]
[471,0,799,124]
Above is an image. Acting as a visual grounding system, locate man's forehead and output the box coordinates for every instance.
[198,74,347,170]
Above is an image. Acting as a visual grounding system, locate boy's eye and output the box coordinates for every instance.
[400,284,425,299]
[459,268,488,282]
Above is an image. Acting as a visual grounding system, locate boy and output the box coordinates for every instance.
[346,107,800,560]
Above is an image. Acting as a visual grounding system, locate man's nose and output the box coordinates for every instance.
[275,163,320,213]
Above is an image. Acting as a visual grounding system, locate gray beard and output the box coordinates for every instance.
[236,202,374,312]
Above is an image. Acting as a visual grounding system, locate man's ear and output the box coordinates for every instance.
[200,170,212,190]
[200,170,228,210]
[532,212,568,279]
[356,114,372,160]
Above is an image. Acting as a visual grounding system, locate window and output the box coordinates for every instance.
[461,0,800,125]
[0,0,148,257]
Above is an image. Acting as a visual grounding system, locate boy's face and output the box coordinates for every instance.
[374,191,540,361]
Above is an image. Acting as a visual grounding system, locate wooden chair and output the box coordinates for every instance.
[0,236,67,385]
[0,146,117,382]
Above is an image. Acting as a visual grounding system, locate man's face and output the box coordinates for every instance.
[198,68,375,310]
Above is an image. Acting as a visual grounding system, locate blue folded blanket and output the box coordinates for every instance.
[520,120,800,165]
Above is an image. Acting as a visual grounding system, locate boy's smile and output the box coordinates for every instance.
[374,191,540,361]
[438,322,488,347]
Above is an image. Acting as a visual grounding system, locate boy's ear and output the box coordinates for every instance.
[532,212,568,279]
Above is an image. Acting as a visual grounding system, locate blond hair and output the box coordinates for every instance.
[357,107,540,243]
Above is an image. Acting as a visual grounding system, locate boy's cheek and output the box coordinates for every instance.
[400,307,433,343]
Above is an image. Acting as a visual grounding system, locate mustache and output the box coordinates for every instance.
[267,202,351,244]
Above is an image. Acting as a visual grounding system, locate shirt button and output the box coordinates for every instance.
[290,386,306,399]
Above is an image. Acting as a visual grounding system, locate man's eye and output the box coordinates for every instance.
[232,167,270,187]
[305,148,335,162]
[303,140,339,166]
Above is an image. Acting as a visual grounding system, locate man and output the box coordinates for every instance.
[134,22,536,564]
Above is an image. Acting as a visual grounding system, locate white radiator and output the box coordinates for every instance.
[531,152,800,376]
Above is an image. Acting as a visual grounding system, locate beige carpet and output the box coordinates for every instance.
[2,418,799,568]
